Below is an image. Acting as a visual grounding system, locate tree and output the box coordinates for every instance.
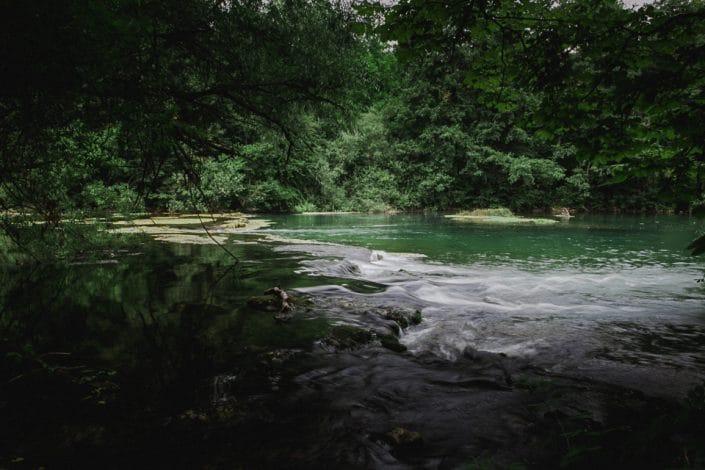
[357,0,705,212]
[0,0,360,219]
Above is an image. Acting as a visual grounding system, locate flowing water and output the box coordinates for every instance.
[264,214,705,391]
[3,214,705,468]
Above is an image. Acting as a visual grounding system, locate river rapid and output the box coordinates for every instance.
[3,213,705,468]
[267,214,705,395]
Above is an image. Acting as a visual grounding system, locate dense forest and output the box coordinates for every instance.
[3,1,705,468]
[2,0,704,222]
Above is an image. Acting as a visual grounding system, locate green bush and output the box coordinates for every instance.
[294,201,318,213]
[149,158,247,212]
[199,158,247,210]
[81,182,142,214]
[556,171,591,208]
[246,180,300,212]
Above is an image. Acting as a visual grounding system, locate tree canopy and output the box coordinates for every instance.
[1,0,359,219]
[2,0,705,255]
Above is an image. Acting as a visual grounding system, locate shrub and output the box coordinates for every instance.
[81,182,142,214]
[293,201,318,213]
[245,180,300,212]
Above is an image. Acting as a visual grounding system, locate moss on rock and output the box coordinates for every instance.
[379,334,407,353]
[446,208,558,225]
[384,308,423,329]
[246,295,279,312]
[458,207,515,217]
[323,325,374,350]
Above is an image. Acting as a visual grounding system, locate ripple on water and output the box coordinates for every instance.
[271,230,705,391]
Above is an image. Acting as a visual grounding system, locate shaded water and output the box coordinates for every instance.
[2,214,705,468]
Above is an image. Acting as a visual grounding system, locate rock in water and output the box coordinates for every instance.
[383,308,422,328]
[246,295,279,312]
[379,334,407,353]
[322,325,373,350]
[385,427,423,447]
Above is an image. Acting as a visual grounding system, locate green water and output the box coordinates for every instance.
[3,213,704,377]
[3,213,705,467]
[261,214,705,370]
[264,213,705,268]
[3,214,703,370]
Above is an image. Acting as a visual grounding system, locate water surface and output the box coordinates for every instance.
[263,214,705,391]
[3,213,705,467]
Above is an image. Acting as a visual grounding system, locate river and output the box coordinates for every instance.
[2,213,704,468]
[265,214,705,393]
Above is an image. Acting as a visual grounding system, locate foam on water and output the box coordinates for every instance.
[274,237,705,368]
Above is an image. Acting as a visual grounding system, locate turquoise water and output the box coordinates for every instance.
[260,214,705,389]
[264,213,704,269]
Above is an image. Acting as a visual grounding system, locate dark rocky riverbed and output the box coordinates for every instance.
[3,291,704,469]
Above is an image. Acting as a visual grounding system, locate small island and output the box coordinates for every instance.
[445,208,558,225]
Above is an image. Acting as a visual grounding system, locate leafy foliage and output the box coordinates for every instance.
[2,0,705,254]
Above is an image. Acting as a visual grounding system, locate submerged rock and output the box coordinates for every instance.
[383,308,422,329]
[463,346,514,387]
[321,325,409,354]
[262,349,302,365]
[337,260,361,276]
[246,295,279,312]
[108,213,271,244]
[463,346,507,362]
[379,334,407,353]
[273,311,294,322]
[246,293,310,313]
[322,325,374,350]
[386,322,401,336]
[458,207,515,217]
[384,427,423,447]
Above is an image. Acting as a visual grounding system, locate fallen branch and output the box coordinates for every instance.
[265,287,294,316]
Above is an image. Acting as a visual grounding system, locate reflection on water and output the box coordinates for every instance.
[266,213,705,268]
[2,214,705,467]
[594,322,705,368]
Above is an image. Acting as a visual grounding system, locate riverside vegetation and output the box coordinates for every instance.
[2,0,705,468]
[2,1,705,222]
